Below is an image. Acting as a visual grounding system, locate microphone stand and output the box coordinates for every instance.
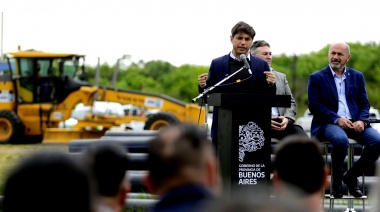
[192,65,248,131]
[202,95,209,131]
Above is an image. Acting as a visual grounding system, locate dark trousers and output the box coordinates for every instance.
[317,124,380,187]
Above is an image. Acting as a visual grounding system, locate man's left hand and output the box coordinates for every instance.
[264,71,275,86]
[353,121,365,133]
[271,116,288,131]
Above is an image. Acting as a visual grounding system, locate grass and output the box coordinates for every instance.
[0,143,68,195]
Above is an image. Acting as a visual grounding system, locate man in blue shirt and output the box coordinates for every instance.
[308,42,380,198]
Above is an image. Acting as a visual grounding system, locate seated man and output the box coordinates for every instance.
[308,42,380,198]
[250,40,308,140]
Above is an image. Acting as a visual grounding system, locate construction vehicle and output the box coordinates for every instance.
[0,50,205,144]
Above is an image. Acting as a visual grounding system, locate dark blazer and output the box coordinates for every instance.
[199,53,275,141]
[308,66,370,137]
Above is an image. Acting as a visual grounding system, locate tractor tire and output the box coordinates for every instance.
[143,112,180,130]
[0,110,25,144]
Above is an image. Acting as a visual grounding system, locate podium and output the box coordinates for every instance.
[208,93,290,197]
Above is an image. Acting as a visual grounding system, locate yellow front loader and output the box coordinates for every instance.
[0,50,205,144]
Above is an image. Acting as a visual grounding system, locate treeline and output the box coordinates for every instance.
[83,41,380,118]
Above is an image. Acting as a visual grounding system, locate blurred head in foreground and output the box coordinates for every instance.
[3,150,92,212]
[145,123,220,212]
[273,135,328,212]
[83,141,130,212]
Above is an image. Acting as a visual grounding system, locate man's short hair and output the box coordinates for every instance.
[147,123,212,186]
[273,135,325,194]
[84,142,130,197]
[3,151,92,212]
[231,21,256,39]
[250,40,270,54]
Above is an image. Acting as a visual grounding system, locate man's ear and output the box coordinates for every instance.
[323,165,330,189]
[206,158,216,186]
[272,170,283,193]
[272,170,280,185]
[205,156,222,195]
[118,181,131,208]
[123,181,131,194]
[143,173,158,195]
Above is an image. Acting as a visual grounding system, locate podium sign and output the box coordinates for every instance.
[208,93,290,197]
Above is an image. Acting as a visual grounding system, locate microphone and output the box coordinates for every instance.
[240,54,252,74]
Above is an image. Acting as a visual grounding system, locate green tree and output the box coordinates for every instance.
[83,62,114,86]
[160,65,208,102]
[145,60,175,81]
[122,64,161,93]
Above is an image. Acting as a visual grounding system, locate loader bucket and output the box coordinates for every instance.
[42,128,107,144]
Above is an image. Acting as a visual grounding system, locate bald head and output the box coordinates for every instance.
[328,42,351,73]
[329,42,350,54]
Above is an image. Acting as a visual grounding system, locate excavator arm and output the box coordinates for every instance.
[43,86,205,143]
[96,87,195,121]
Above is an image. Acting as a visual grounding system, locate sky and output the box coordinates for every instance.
[2,0,380,67]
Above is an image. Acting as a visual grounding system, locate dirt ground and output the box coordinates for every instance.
[0,144,68,195]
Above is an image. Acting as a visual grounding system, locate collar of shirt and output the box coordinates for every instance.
[329,64,347,78]
[229,52,251,61]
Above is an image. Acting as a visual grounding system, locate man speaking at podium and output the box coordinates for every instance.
[198,21,276,151]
